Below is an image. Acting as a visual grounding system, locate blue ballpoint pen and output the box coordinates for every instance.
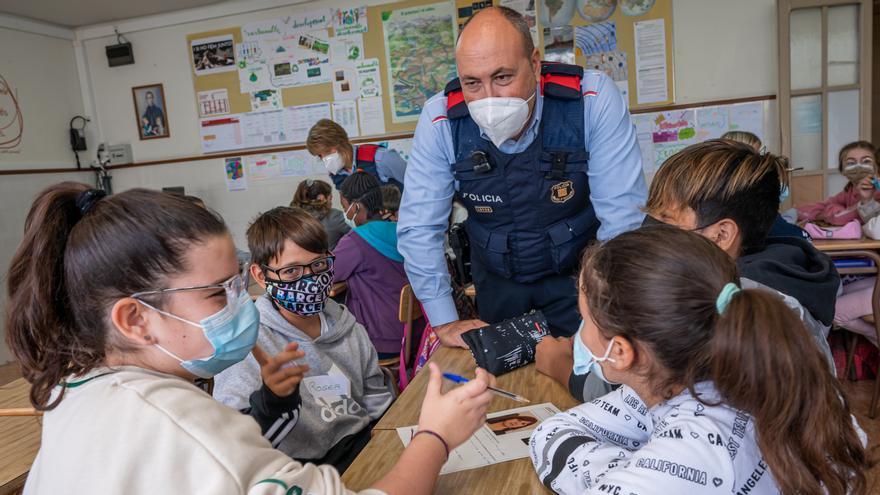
[442,372,531,403]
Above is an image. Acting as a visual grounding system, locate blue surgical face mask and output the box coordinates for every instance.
[779,185,790,204]
[138,290,260,379]
[572,320,617,384]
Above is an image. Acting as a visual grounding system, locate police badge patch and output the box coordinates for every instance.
[551,180,575,203]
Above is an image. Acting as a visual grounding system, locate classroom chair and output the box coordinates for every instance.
[377,284,423,394]
[827,250,880,418]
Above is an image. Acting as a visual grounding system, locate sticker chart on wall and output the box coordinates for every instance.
[539,0,674,110]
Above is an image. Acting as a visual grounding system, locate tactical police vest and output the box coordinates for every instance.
[446,62,599,283]
[330,144,403,191]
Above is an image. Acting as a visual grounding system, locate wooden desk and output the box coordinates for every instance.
[341,430,551,494]
[813,238,880,252]
[0,379,40,495]
[344,347,577,493]
[375,347,578,431]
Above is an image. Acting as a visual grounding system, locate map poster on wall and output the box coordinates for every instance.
[382,2,457,123]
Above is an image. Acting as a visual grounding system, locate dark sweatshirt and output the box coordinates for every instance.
[737,236,840,327]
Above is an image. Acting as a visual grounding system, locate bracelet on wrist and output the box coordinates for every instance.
[414,429,450,460]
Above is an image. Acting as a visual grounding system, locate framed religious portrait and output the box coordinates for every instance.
[132,83,170,140]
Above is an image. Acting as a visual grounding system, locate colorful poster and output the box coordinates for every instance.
[200,115,244,153]
[330,34,364,64]
[728,102,764,140]
[250,89,283,112]
[334,6,368,36]
[584,51,628,82]
[224,157,247,191]
[237,30,333,92]
[575,21,617,56]
[247,153,282,181]
[280,150,324,177]
[197,89,230,117]
[695,106,729,140]
[577,0,617,22]
[191,35,236,75]
[543,26,575,64]
[357,58,382,98]
[382,2,457,123]
[621,0,656,16]
[541,0,576,27]
[652,110,696,144]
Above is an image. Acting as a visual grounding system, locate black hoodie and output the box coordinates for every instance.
[737,236,840,327]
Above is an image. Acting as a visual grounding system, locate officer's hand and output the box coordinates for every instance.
[434,319,488,348]
[535,336,574,387]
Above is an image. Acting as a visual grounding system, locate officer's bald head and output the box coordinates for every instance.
[457,7,534,58]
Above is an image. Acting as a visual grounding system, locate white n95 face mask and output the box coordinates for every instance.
[322,152,345,175]
[467,92,536,148]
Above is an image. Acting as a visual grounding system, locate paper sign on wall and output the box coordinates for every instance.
[333,66,359,101]
[332,100,360,138]
[356,58,382,98]
[358,96,386,136]
[333,7,368,36]
[197,89,230,117]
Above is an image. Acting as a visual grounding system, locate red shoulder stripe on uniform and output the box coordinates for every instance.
[446,90,464,110]
[432,115,448,123]
[583,90,598,97]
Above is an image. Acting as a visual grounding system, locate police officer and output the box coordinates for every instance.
[398,7,647,347]
[306,119,406,191]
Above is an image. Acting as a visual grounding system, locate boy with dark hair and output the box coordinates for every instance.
[537,139,839,402]
[214,206,393,473]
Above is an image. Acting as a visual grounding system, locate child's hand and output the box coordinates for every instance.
[252,343,309,398]
[858,176,876,201]
[417,363,495,450]
[535,336,574,385]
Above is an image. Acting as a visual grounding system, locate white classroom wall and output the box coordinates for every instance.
[0,0,782,364]
[0,23,89,364]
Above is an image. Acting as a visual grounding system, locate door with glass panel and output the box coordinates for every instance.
[779,0,872,207]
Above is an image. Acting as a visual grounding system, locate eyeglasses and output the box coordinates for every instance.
[132,272,247,309]
[261,254,335,283]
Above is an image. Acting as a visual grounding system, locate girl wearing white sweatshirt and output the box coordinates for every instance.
[6,182,493,495]
[530,226,872,495]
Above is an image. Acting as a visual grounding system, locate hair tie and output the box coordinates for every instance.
[716,282,741,314]
[75,189,107,217]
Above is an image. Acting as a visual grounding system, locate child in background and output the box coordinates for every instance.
[796,141,880,345]
[335,172,411,359]
[797,141,880,225]
[719,130,810,240]
[306,119,406,190]
[380,184,401,221]
[214,206,393,473]
[531,226,870,495]
[291,179,350,249]
[7,182,494,494]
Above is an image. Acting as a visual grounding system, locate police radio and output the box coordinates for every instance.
[471,150,492,174]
